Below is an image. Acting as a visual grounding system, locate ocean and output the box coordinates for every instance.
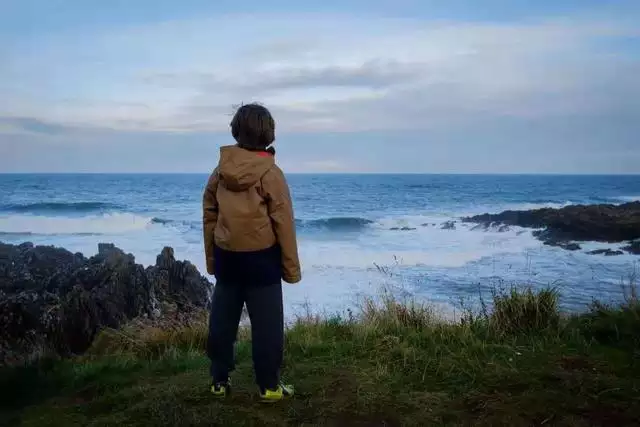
[1,174,639,318]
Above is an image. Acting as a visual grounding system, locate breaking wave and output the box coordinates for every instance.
[614,195,640,203]
[0,213,153,235]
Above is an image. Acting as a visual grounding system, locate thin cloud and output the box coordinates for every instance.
[0,117,77,135]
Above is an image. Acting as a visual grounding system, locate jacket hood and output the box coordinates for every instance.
[217,145,275,191]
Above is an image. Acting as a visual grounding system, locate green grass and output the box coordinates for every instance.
[1,286,640,426]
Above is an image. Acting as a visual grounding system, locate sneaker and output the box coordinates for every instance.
[259,382,294,403]
[210,378,231,398]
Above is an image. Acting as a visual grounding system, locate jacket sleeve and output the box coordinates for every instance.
[202,170,219,275]
[262,167,301,284]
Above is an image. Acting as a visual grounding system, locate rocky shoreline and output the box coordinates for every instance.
[2,201,638,364]
[0,242,213,366]
[463,201,640,254]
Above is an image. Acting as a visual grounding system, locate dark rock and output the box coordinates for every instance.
[390,227,400,230]
[463,202,640,252]
[587,249,624,256]
[441,221,456,230]
[557,242,581,251]
[497,225,511,233]
[0,242,213,365]
[607,250,624,256]
[534,231,581,250]
[149,246,212,309]
[0,242,86,293]
[400,227,416,231]
[622,240,640,255]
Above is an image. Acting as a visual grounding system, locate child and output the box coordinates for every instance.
[202,103,301,402]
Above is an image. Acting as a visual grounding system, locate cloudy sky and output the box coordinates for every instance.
[1,0,639,173]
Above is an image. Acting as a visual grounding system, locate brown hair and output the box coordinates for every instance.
[230,103,275,151]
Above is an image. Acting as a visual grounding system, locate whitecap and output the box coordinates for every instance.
[0,213,153,235]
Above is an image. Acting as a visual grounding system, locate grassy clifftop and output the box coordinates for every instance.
[2,287,639,426]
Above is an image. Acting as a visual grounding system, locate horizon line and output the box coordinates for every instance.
[1,172,639,176]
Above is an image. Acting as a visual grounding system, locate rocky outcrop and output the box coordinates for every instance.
[0,242,212,365]
[463,202,640,253]
[469,223,511,232]
[441,221,457,230]
[556,242,581,251]
[622,241,640,255]
[587,249,624,256]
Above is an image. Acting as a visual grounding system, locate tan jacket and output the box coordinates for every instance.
[203,146,301,283]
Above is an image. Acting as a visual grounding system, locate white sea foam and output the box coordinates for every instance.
[614,195,640,202]
[2,207,634,318]
[373,214,449,230]
[300,216,542,269]
[0,213,153,235]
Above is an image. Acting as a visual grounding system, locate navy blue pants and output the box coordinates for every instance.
[207,282,284,390]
